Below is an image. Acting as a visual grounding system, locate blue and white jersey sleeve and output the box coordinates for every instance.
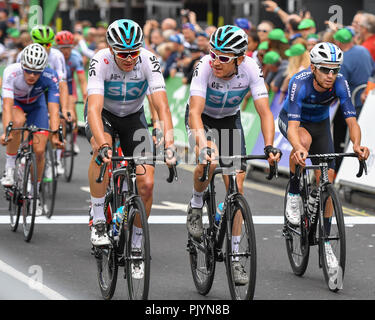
[190,55,210,99]
[141,49,166,94]
[334,74,356,119]
[286,78,307,122]
[43,68,60,104]
[242,57,268,101]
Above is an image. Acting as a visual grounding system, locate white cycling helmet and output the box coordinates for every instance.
[210,25,248,55]
[310,42,343,65]
[106,19,143,50]
[21,43,48,71]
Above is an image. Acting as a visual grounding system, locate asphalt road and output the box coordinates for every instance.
[0,134,375,300]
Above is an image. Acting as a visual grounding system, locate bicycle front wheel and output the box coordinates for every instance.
[40,141,57,219]
[225,194,256,300]
[319,184,345,292]
[22,153,38,242]
[9,157,23,231]
[125,196,150,300]
[63,123,74,182]
[188,192,216,296]
[284,181,310,276]
[96,192,118,300]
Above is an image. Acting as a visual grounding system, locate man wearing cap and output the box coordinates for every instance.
[306,33,319,51]
[333,27,374,171]
[298,19,316,39]
[263,51,289,93]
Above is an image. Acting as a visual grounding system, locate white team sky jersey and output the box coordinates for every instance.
[87,48,165,117]
[189,55,269,118]
[17,47,67,82]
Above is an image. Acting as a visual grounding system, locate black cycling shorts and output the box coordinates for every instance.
[185,104,247,171]
[278,108,335,169]
[85,105,154,164]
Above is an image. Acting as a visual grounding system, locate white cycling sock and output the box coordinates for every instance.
[190,188,203,208]
[5,153,17,169]
[232,236,241,261]
[132,226,143,249]
[91,196,106,224]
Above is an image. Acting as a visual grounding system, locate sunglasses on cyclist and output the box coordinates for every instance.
[209,50,237,64]
[113,49,141,60]
[23,68,43,75]
[41,43,52,49]
[315,65,341,75]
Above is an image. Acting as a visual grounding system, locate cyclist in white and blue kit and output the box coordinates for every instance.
[185,25,281,285]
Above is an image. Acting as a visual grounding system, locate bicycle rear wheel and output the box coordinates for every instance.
[9,156,23,231]
[225,194,256,300]
[284,181,310,276]
[22,153,37,242]
[125,196,150,300]
[188,192,216,296]
[63,122,74,182]
[40,141,57,218]
[96,192,118,300]
[319,184,345,292]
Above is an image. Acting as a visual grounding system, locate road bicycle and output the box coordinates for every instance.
[187,154,278,300]
[4,122,63,242]
[282,152,367,292]
[93,149,178,300]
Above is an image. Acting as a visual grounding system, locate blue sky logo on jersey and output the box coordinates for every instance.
[206,87,249,108]
[125,80,148,101]
[104,81,124,101]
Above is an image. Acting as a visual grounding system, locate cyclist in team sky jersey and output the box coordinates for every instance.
[278,42,370,267]
[0,43,64,216]
[55,30,87,155]
[86,19,176,251]
[185,25,281,285]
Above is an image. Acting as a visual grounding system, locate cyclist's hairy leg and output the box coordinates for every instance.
[134,164,154,227]
[222,171,246,237]
[88,133,113,198]
[32,132,49,182]
[5,107,26,155]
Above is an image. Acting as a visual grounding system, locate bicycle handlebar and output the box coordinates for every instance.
[95,155,178,184]
[199,154,279,182]
[298,152,367,178]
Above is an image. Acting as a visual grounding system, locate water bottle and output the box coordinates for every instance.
[112,206,125,236]
[307,188,318,223]
[215,202,224,227]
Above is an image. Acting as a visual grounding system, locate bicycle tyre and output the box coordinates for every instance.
[225,194,256,300]
[188,192,216,296]
[22,153,37,242]
[9,156,23,231]
[63,122,74,182]
[284,181,310,276]
[319,184,346,292]
[125,196,150,300]
[41,141,57,219]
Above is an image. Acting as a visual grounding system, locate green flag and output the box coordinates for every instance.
[43,0,59,25]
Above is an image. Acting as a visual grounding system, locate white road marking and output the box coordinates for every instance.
[0,215,375,225]
[0,260,67,300]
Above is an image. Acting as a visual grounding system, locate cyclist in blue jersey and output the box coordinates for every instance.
[0,44,64,215]
[278,42,369,232]
[56,30,87,155]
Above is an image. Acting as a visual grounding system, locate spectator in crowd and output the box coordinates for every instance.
[262,51,289,94]
[359,13,375,61]
[306,33,319,51]
[150,28,165,55]
[333,27,375,171]
[235,18,251,35]
[96,21,108,38]
[180,10,202,33]
[352,10,365,44]
[157,42,177,79]
[205,25,217,38]
[257,20,274,43]
[161,18,177,31]
[279,42,310,103]
[268,28,289,60]
[298,18,316,39]
[246,29,260,57]
[143,19,160,52]
[0,8,8,45]
[255,40,269,66]
[182,22,197,49]
[196,31,209,54]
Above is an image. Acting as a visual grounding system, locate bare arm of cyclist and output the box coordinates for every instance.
[77,71,88,102]
[0,98,14,145]
[48,101,64,148]
[287,120,308,166]
[87,94,108,151]
[345,117,370,161]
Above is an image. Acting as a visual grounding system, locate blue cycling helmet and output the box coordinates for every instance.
[106,19,143,50]
[235,18,251,30]
[210,25,248,55]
